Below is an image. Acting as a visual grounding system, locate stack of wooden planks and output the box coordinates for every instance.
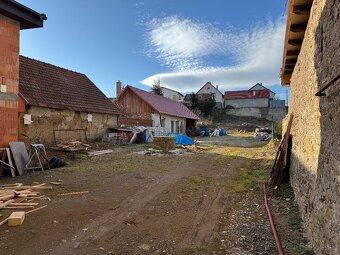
[53,140,91,152]
[0,183,51,211]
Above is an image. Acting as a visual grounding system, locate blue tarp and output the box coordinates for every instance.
[219,128,227,136]
[199,127,210,136]
[173,134,194,145]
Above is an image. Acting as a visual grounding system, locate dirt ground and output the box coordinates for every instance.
[0,134,313,255]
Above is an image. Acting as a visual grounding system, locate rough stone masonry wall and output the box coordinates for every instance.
[287,0,340,254]
[0,15,20,147]
[19,106,118,145]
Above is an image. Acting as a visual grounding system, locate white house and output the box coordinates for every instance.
[161,87,184,101]
[196,82,224,108]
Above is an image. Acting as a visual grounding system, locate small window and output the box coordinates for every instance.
[161,118,165,127]
[180,122,184,133]
[207,87,210,90]
[171,121,174,133]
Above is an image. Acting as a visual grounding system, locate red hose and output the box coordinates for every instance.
[263,184,284,255]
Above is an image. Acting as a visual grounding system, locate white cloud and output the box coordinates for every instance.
[141,16,286,92]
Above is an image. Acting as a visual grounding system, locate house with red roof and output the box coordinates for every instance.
[224,83,285,108]
[116,84,199,134]
[18,56,123,144]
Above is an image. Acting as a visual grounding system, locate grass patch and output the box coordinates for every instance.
[189,176,207,184]
[231,165,267,192]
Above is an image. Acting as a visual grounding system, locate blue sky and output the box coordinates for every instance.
[20,0,289,100]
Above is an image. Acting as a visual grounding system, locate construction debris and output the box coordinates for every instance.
[87,149,113,157]
[52,140,91,152]
[255,128,272,141]
[0,182,51,213]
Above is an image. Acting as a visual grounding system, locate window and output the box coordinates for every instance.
[161,118,165,127]
[175,121,180,133]
[171,121,174,133]
[207,86,210,90]
[180,122,184,133]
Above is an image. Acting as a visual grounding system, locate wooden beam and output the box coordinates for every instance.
[290,22,308,33]
[293,4,312,15]
[285,58,297,64]
[287,50,300,56]
[288,38,303,46]
[284,70,293,75]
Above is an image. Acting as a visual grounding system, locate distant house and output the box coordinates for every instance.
[161,87,184,101]
[224,83,285,108]
[196,82,224,109]
[117,85,198,133]
[18,56,123,144]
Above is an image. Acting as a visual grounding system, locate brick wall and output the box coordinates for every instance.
[0,15,20,147]
[286,0,340,254]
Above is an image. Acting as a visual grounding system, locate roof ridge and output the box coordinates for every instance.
[20,55,86,76]
[129,86,185,105]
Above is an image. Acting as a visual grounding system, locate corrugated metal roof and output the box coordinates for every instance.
[19,56,122,115]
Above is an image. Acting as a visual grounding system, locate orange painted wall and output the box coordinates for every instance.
[0,15,20,147]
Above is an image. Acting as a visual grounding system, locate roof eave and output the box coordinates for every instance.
[280,0,313,86]
[0,0,47,29]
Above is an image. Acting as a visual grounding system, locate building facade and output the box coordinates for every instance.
[19,56,122,145]
[281,0,340,254]
[117,85,198,134]
[161,87,184,102]
[196,82,224,109]
[0,1,46,147]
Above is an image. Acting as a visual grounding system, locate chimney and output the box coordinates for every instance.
[216,85,219,91]
[116,80,122,97]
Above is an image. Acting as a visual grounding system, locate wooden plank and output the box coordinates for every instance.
[6,148,15,177]
[9,142,29,176]
[0,149,6,176]
[0,199,15,209]
[0,217,9,227]
[9,203,39,206]
[25,205,47,215]
[8,211,25,226]
[0,194,15,201]
[57,191,89,196]
[5,206,34,209]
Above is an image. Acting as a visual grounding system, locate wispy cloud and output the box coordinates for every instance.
[141,16,286,92]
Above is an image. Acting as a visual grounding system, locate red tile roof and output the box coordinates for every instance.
[19,56,122,115]
[224,89,270,100]
[123,86,199,120]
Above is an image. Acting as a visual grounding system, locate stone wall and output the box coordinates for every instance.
[286,0,340,254]
[225,107,287,121]
[19,106,118,145]
[225,98,269,108]
[0,15,20,147]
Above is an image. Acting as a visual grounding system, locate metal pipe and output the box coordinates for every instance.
[315,72,340,96]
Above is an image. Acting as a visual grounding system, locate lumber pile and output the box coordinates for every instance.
[53,140,91,152]
[269,114,294,186]
[0,183,51,211]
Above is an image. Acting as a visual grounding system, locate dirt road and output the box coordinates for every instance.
[0,140,312,255]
